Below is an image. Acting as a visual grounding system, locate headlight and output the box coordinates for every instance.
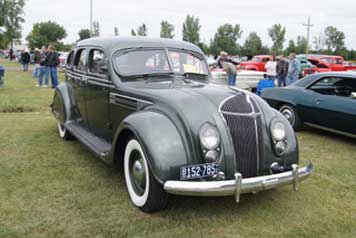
[199,124,220,150]
[275,141,287,156]
[271,121,286,141]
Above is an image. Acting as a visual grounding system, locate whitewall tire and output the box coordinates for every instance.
[57,122,74,140]
[124,137,168,213]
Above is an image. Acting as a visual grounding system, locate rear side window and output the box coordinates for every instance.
[74,49,87,72]
[88,49,106,75]
[67,51,74,67]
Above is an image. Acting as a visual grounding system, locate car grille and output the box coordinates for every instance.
[220,93,262,178]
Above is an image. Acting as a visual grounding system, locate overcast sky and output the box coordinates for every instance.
[22,0,356,49]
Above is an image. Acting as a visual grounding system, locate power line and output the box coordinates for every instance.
[302,16,314,56]
[90,0,93,37]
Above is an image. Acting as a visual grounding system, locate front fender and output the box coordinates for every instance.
[51,82,74,124]
[113,111,188,183]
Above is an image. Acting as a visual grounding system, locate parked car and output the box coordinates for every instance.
[304,57,332,75]
[51,37,313,213]
[304,55,356,76]
[261,72,356,138]
[58,52,69,69]
[210,68,265,90]
[296,55,314,78]
[239,55,271,71]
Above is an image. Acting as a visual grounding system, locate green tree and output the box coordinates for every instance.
[26,21,67,50]
[2,0,25,48]
[209,24,242,56]
[295,35,308,54]
[92,21,100,37]
[242,32,263,56]
[132,24,147,36]
[78,29,91,41]
[324,25,345,53]
[285,40,296,55]
[160,20,175,39]
[182,15,201,45]
[268,23,286,54]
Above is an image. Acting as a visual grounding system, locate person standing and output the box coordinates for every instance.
[47,45,60,88]
[32,49,41,78]
[286,53,301,86]
[276,55,289,87]
[265,55,277,80]
[9,48,14,61]
[221,53,237,86]
[21,49,31,72]
[37,46,49,87]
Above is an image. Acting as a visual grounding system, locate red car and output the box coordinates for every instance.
[239,55,271,71]
[304,55,356,75]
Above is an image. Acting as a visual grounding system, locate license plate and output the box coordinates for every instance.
[180,163,220,180]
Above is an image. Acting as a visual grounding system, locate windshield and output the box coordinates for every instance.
[114,48,208,78]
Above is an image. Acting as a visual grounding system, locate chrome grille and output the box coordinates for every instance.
[220,93,262,178]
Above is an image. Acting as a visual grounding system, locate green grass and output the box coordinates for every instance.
[0,71,356,238]
[0,58,22,68]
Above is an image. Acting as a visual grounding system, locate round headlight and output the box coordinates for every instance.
[205,150,219,162]
[200,124,220,150]
[271,121,286,141]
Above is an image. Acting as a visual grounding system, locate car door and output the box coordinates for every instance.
[306,76,356,134]
[71,48,89,126]
[85,48,111,140]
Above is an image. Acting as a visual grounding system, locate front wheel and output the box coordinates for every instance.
[279,104,302,131]
[124,137,168,213]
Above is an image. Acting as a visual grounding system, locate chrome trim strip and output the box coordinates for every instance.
[164,163,313,200]
[109,93,153,106]
[304,122,356,139]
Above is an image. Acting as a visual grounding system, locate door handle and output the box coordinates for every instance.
[315,98,322,104]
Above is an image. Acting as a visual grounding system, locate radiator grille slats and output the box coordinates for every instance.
[220,93,262,178]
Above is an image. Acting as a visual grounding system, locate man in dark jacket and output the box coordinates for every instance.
[20,50,31,72]
[276,55,289,87]
[47,45,60,88]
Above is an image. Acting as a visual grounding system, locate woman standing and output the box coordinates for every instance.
[265,55,277,80]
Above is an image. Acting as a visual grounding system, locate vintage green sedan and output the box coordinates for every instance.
[262,72,356,137]
[51,37,313,213]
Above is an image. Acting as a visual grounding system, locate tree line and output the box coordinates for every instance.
[0,1,355,60]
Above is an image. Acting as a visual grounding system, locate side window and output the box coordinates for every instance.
[74,49,87,72]
[88,49,106,75]
[310,77,356,97]
[67,51,74,67]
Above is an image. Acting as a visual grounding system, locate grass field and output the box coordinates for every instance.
[0,67,356,238]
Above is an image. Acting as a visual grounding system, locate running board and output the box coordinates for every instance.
[65,122,112,158]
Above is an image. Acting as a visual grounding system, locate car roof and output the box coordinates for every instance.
[313,71,356,78]
[76,36,204,55]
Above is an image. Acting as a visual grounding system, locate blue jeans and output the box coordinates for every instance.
[50,67,58,88]
[228,74,237,86]
[32,65,40,78]
[38,66,49,86]
[277,75,286,87]
[23,63,29,72]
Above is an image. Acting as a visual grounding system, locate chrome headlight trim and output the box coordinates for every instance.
[199,123,220,150]
[271,121,287,142]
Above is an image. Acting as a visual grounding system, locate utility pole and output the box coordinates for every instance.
[302,16,313,56]
[90,0,93,37]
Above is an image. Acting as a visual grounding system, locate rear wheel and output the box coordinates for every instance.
[57,122,74,140]
[279,104,302,131]
[124,137,168,213]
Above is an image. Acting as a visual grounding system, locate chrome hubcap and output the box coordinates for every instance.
[130,151,146,195]
[280,108,295,126]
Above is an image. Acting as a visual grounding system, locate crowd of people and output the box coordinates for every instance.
[18,45,60,88]
[217,51,301,95]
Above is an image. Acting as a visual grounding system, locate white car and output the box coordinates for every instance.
[210,69,265,90]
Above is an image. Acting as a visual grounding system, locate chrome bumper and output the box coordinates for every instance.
[164,163,313,203]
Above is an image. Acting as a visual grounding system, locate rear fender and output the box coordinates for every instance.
[51,83,75,124]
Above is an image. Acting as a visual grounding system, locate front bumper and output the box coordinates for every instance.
[164,163,313,203]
